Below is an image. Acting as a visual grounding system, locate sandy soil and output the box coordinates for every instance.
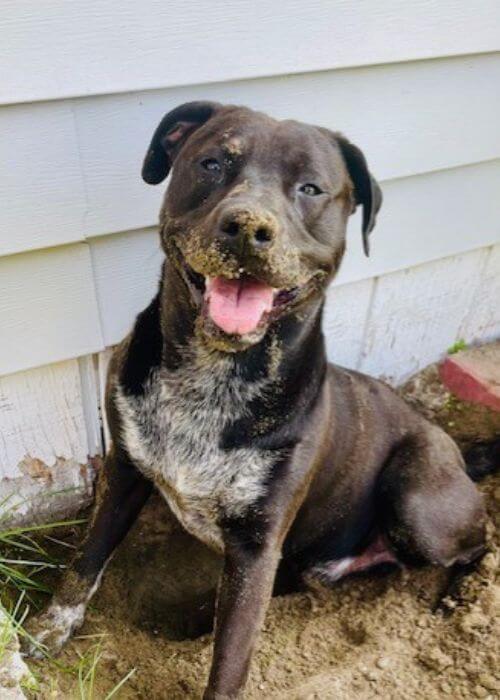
[22,365,500,699]
[26,480,499,700]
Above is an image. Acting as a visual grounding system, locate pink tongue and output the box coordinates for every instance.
[206,276,274,335]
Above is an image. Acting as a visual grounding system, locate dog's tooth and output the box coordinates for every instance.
[204,276,212,298]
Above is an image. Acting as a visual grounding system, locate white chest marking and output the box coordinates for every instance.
[116,345,278,551]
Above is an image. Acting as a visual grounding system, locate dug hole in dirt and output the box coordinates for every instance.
[28,359,500,699]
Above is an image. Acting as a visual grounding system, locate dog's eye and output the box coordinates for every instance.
[200,158,222,173]
[299,183,323,196]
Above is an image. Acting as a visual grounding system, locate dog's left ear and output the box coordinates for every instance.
[142,101,222,185]
[335,135,382,256]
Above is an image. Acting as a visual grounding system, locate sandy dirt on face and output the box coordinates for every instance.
[26,366,500,700]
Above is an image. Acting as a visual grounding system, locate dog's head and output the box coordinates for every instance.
[143,101,382,351]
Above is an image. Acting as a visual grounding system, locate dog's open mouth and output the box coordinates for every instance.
[205,276,300,335]
[182,263,300,337]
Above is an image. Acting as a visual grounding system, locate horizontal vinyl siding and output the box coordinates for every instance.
[2,52,500,257]
[335,159,500,285]
[0,3,499,378]
[89,229,163,347]
[1,0,499,105]
[0,101,88,256]
[0,245,104,376]
[1,157,499,376]
[88,159,500,348]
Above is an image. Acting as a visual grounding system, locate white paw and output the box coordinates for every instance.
[22,602,86,658]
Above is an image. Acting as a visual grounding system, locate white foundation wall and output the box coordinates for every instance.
[1,2,499,522]
[0,359,99,525]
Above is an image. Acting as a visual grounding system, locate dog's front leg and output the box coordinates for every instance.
[204,536,281,700]
[24,447,152,657]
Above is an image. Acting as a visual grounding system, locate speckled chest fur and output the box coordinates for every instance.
[116,341,278,552]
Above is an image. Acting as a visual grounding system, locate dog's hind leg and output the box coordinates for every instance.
[24,447,152,657]
[303,531,400,590]
[304,427,487,593]
[377,427,487,572]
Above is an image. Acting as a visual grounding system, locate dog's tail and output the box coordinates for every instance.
[464,437,500,482]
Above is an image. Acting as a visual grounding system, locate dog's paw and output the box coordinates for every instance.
[434,546,496,615]
[21,602,86,658]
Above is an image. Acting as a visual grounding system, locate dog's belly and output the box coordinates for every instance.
[115,360,276,552]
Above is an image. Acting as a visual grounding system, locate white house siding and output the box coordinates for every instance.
[0,1,499,523]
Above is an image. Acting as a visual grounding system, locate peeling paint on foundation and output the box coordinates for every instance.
[17,456,53,481]
[0,457,95,527]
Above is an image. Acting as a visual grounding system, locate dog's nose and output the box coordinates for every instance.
[217,210,277,252]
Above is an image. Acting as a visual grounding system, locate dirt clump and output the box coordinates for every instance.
[399,363,500,450]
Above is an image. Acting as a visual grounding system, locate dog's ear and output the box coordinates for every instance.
[335,134,382,256]
[142,101,221,185]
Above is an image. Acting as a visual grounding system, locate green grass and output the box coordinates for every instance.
[0,591,27,658]
[447,338,467,355]
[0,504,83,676]
[0,519,84,597]
[0,593,41,693]
[0,501,135,698]
[75,642,136,700]
[0,492,86,597]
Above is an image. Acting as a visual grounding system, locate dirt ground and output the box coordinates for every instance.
[22,366,500,699]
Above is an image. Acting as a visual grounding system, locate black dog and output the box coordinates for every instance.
[27,102,488,699]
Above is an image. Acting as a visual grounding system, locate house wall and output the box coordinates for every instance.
[1,2,499,523]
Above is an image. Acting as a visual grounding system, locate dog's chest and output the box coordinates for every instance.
[116,355,275,551]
